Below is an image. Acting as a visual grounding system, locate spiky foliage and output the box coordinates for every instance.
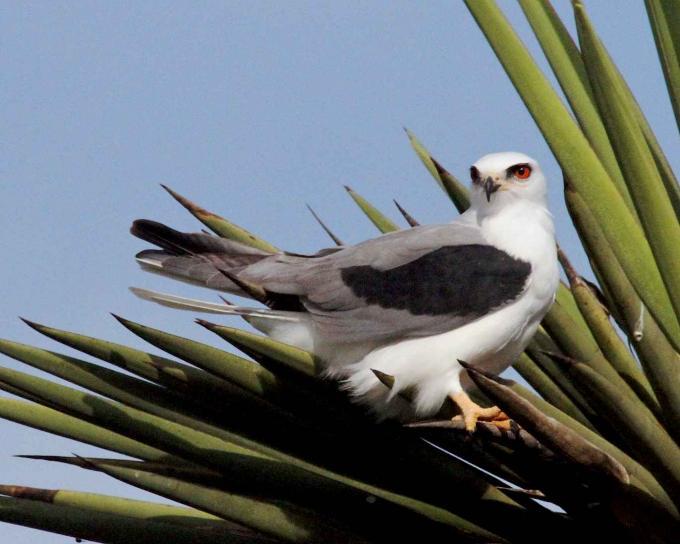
[1,2,679,542]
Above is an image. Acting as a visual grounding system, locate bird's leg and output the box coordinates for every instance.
[449,391,510,432]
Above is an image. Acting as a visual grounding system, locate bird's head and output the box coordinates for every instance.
[469,152,546,209]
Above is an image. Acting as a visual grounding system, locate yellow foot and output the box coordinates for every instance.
[450,392,510,432]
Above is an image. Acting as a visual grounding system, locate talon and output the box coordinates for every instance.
[489,418,512,431]
[450,392,508,432]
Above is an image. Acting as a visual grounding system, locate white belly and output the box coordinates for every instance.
[338,289,548,418]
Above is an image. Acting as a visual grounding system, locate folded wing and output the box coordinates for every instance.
[132,220,532,344]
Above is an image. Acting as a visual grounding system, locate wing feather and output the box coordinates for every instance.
[240,223,531,343]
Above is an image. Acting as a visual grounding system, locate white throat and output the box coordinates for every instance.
[477,198,555,265]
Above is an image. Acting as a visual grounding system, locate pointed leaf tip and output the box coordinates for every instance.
[305,204,344,246]
[194,318,218,330]
[457,360,515,385]
[160,184,200,212]
[18,317,41,331]
[393,200,420,227]
[457,359,472,370]
[371,368,395,388]
[110,313,132,327]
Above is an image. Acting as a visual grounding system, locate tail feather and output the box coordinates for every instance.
[131,219,274,296]
[131,219,273,258]
[129,287,299,321]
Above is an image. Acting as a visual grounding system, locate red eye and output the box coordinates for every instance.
[513,164,532,180]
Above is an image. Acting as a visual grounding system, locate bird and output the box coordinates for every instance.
[130,151,560,431]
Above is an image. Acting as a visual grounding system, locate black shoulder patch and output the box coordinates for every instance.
[340,245,530,316]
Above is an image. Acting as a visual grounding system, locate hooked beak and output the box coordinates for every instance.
[483,177,501,202]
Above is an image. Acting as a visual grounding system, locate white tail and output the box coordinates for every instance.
[129,287,299,321]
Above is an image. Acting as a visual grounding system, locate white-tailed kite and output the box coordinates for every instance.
[130,152,559,430]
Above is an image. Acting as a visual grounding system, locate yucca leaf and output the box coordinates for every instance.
[465,366,680,539]
[0,484,254,537]
[609,28,680,220]
[564,182,645,341]
[83,456,514,544]
[513,353,593,429]
[525,333,597,419]
[0,340,228,428]
[629,317,680,444]
[497,373,592,436]
[405,129,471,212]
[104,459,550,544]
[0,340,318,460]
[565,185,680,439]
[527,330,597,415]
[0,399,168,461]
[0,365,366,499]
[112,314,284,401]
[161,184,279,253]
[463,368,680,519]
[92,461,507,544]
[559,358,680,503]
[0,382,50,405]
[85,462,366,544]
[552,283,592,334]
[0,364,536,539]
[47,447,556,543]
[645,0,680,133]
[113,316,358,432]
[344,185,400,233]
[607,486,680,544]
[404,128,445,190]
[195,320,373,430]
[574,1,680,327]
[557,253,658,407]
[0,365,373,506]
[608,47,680,219]
[463,364,628,485]
[646,129,680,220]
[417,370,671,514]
[306,204,344,245]
[464,0,680,348]
[525,346,593,419]
[0,368,327,483]
[18,319,326,454]
[16,455,220,479]
[412,419,592,518]
[471,371,677,516]
[540,296,663,420]
[0,496,250,544]
[410,431,545,504]
[518,0,632,210]
[21,319,245,401]
[393,199,420,227]
[198,321,319,377]
[0,366,274,460]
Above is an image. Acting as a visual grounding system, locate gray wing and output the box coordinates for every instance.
[241,223,532,344]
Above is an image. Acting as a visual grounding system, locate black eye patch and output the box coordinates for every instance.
[470,166,480,183]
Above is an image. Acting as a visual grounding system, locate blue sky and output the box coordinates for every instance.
[1,2,678,541]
